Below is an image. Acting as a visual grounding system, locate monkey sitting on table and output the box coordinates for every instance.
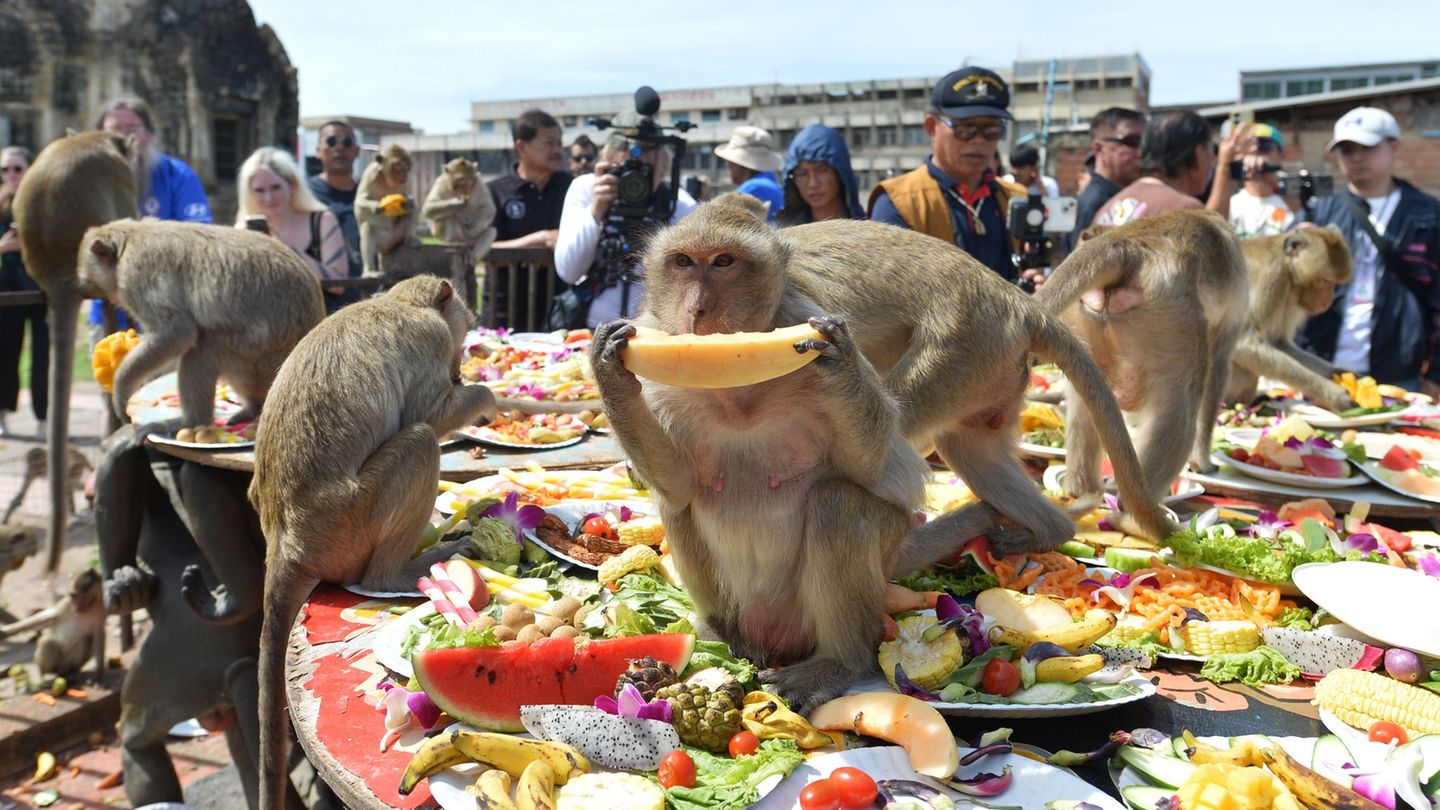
[1223,226,1357,411]
[355,143,420,279]
[248,275,497,810]
[591,200,1007,713]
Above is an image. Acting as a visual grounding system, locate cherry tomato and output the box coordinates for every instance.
[728,731,760,757]
[1228,448,1250,463]
[981,657,1022,696]
[657,749,696,789]
[1369,720,1408,745]
[829,767,878,808]
[799,779,841,810]
[582,516,614,539]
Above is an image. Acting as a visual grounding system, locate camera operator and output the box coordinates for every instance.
[1226,122,1296,238]
[553,110,698,328]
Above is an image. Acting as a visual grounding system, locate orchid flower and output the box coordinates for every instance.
[1246,511,1291,540]
[1419,554,1440,578]
[376,683,442,752]
[1097,494,1121,530]
[1095,571,1157,609]
[934,595,990,654]
[479,492,545,542]
[1192,507,1221,533]
[594,683,673,722]
[1318,708,1431,810]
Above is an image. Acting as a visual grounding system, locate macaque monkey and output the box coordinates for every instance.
[1224,227,1356,410]
[1,568,105,679]
[4,446,92,524]
[78,220,326,428]
[1037,210,1249,502]
[12,131,137,571]
[248,276,497,809]
[0,526,40,597]
[355,143,419,278]
[423,158,497,259]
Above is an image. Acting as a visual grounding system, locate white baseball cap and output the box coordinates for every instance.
[1326,107,1401,152]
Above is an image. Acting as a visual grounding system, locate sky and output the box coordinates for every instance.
[247,0,1440,134]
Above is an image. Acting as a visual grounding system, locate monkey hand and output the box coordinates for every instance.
[760,657,868,716]
[590,320,641,397]
[104,565,157,615]
[796,315,856,371]
[1315,382,1359,415]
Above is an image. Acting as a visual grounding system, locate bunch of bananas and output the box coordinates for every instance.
[399,728,588,799]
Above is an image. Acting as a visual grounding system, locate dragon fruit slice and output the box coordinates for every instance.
[519,704,681,770]
[1262,627,1381,679]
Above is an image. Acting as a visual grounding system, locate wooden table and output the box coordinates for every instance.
[287,585,1325,810]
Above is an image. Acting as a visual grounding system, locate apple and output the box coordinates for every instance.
[1300,455,1349,479]
[441,558,489,611]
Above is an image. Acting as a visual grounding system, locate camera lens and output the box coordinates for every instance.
[619,171,650,205]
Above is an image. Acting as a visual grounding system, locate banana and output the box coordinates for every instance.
[450,729,590,785]
[1261,738,1385,810]
[1181,730,1263,767]
[398,733,469,795]
[516,760,557,810]
[988,612,1117,653]
[475,769,517,810]
[1034,654,1105,684]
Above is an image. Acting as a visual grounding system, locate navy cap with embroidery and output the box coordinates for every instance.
[931,67,1012,121]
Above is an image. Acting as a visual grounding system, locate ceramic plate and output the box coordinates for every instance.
[1042,465,1205,506]
[1018,440,1066,458]
[1292,561,1440,657]
[758,744,1122,810]
[1350,431,1440,464]
[1284,402,1410,429]
[1354,461,1440,505]
[1210,451,1365,489]
[457,424,586,450]
[847,673,1154,719]
[370,602,434,679]
[147,433,255,451]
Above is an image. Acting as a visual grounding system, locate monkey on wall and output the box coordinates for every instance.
[247,276,497,810]
[1224,227,1357,410]
[12,131,137,571]
[78,220,326,430]
[355,143,419,278]
[1036,210,1249,503]
[0,568,105,680]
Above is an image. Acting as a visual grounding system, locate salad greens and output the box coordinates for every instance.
[657,739,804,810]
[1199,646,1301,688]
[583,572,696,638]
[894,564,998,598]
[683,637,758,691]
[1162,525,1335,584]
[401,611,500,657]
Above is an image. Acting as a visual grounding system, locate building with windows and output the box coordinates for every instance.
[1240,60,1440,101]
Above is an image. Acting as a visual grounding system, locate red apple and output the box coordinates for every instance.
[441,558,489,611]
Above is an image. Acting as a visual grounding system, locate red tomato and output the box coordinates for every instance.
[799,779,841,810]
[728,731,760,757]
[981,658,1022,696]
[1381,445,1422,472]
[829,767,878,808]
[582,516,614,539]
[658,749,696,789]
[1369,721,1408,745]
[1228,448,1250,463]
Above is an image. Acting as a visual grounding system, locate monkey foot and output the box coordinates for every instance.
[759,657,866,716]
[988,525,1045,556]
[104,565,158,615]
[180,564,247,624]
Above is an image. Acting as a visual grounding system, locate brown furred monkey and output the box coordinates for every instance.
[78,220,326,429]
[12,131,137,571]
[249,276,497,810]
[1037,210,1249,503]
[1224,227,1356,411]
[0,568,105,680]
[355,143,419,278]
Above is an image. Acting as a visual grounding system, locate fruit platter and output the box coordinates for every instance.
[462,410,589,449]
[1019,401,1067,457]
[461,327,600,411]
[1272,374,1419,429]
[1212,414,1366,488]
[1355,445,1440,504]
[1027,362,1067,403]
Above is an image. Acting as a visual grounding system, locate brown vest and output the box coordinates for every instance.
[869,165,1025,247]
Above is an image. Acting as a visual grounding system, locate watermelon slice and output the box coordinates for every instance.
[939,535,997,572]
[1381,445,1422,472]
[413,633,693,732]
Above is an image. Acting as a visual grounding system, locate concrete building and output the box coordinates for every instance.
[1241,60,1440,102]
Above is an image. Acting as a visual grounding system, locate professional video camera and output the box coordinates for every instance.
[1008,194,1077,291]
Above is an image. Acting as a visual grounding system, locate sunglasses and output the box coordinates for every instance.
[571,153,596,163]
[1103,135,1143,149]
[939,118,1007,142]
[1,166,23,174]
[325,136,356,148]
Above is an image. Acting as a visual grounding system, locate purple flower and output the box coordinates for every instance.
[512,382,547,400]
[935,596,989,655]
[1420,555,1440,578]
[480,492,545,542]
[1340,533,1380,555]
[1247,511,1292,539]
[595,683,673,722]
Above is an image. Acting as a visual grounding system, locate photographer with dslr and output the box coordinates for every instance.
[553,104,698,328]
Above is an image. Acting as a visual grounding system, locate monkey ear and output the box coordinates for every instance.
[432,279,454,312]
[1282,233,1306,258]
[88,237,120,269]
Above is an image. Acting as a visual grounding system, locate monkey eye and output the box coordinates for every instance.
[713,253,735,268]
[673,255,694,268]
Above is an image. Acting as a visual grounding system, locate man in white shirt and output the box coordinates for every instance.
[1227,123,1296,238]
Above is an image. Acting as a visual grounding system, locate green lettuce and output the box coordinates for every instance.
[894,564,998,597]
[582,572,695,638]
[683,638,758,691]
[1162,526,1337,584]
[1199,645,1300,688]
[402,611,500,658]
[1274,607,1315,631]
[656,739,804,810]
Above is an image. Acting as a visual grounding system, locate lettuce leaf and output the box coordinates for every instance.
[1199,646,1301,688]
[894,564,998,597]
[683,638,758,691]
[656,739,804,810]
[1162,526,1339,584]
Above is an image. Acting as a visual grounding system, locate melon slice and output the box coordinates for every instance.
[413,633,693,731]
[974,588,1073,631]
[808,692,959,779]
[619,324,824,389]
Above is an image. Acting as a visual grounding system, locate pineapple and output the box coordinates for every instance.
[877,615,966,690]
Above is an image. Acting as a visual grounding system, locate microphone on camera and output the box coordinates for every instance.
[634,86,661,117]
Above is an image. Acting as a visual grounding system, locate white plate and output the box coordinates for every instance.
[458,424,586,450]
[847,672,1155,719]
[1292,561,1440,657]
[1284,402,1410,429]
[1042,465,1205,506]
[1018,440,1066,458]
[370,602,436,679]
[147,433,255,451]
[758,744,1123,810]
[1354,461,1440,505]
[1350,431,1440,464]
[1210,451,1365,489]
[1222,427,1264,449]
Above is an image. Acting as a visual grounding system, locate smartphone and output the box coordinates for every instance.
[244,216,270,235]
[1008,196,1078,235]
[1230,109,1255,129]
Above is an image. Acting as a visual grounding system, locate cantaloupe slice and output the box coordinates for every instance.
[974,588,1074,631]
[808,692,959,779]
[618,324,824,389]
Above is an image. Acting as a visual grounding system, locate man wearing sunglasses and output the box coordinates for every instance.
[1071,107,1145,248]
[869,66,1028,281]
[307,121,364,297]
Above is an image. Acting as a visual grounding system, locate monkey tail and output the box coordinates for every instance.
[1030,316,1177,543]
[258,558,318,810]
[44,291,79,572]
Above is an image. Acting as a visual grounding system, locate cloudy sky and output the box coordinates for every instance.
[247,0,1439,133]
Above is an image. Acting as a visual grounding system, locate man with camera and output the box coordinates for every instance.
[867,66,1029,284]
[553,108,698,329]
[1227,122,1296,238]
[1297,107,1440,397]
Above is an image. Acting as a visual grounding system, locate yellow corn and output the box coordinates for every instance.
[1180,620,1260,656]
[1103,614,1154,646]
[597,545,661,585]
[617,517,665,547]
[1314,669,1440,739]
[878,615,965,690]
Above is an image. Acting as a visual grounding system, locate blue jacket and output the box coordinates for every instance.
[736,172,784,223]
[778,124,863,225]
[1298,178,1440,387]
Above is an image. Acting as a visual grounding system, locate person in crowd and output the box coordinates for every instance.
[0,146,46,439]
[307,120,363,307]
[554,111,698,328]
[1004,144,1059,197]
[869,66,1029,283]
[236,148,349,310]
[1071,107,1145,245]
[777,124,864,227]
[1298,107,1440,396]
[715,126,785,223]
[1227,122,1295,237]
[1093,110,1251,226]
[1075,154,1095,196]
[569,134,598,176]
[489,109,570,251]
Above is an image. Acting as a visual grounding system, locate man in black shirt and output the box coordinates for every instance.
[307,120,363,310]
[485,109,572,327]
[1070,107,1145,246]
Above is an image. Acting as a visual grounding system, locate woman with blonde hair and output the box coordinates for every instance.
[236,147,349,312]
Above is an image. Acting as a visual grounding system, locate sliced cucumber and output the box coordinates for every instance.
[1058,540,1095,558]
[1172,735,1190,760]
[1311,733,1355,785]
[1104,546,1159,572]
[1007,681,1082,705]
[1116,745,1198,789]
[1121,785,1179,810]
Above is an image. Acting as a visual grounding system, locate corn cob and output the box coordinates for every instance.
[1314,669,1440,738]
[878,615,966,690]
[1102,614,1153,646]
[1180,620,1260,656]
[597,545,661,585]
[617,516,665,547]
